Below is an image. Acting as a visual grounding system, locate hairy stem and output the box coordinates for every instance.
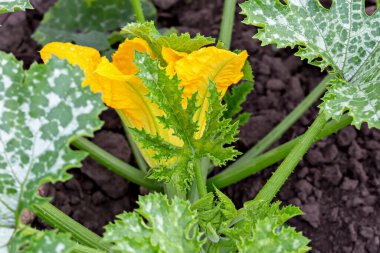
[125,129,148,173]
[118,110,149,173]
[131,0,145,22]
[219,0,236,49]
[254,112,328,202]
[207,114,351,189]
[33,202,110,251]
[194,159,207,198]
[224,74,332,173]
[72,245,105,253]
[72,137,162,191]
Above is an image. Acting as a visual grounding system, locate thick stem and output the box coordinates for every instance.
[131,0,145,22]
[194,160,207,198]
[219,0,236,49]
[33,202,110,251]
[72,137,162,191]
[189,157,212,202]
[207,114,351,189]
[72,245,105,253]
[120,117,149,173]
[254,112,328,202]
[224,75,332,173]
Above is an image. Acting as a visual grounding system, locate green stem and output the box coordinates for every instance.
[189,158,211,202]
[207,114,351,189]
[219,0,236,49]
[224,75,332,173]
[254,112,328,202]
[194,159,207,198]
[72,245,105,253]
[120,117,149,173]
[33,202,110,251]
[72,137,162,191]
[131,0,145,22]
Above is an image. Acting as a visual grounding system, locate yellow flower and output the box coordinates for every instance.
[163,46,248,137]
[40,38,248,166]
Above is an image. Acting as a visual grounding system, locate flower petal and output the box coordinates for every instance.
[174,47,248,98]
[173,47,248,138]
[112,38,155,75]
[162,47,188,77]
[40,42,101,78]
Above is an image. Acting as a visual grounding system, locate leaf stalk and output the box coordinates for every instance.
[254,112,328,202]
[131,0,146,22]
[224,74,333,174]
[33,202,110,251]
[219,0,236,49]
[71,137,162,191]
[207,114,351,189]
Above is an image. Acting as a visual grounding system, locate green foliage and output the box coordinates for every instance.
[33,0,156,52]
[122,21,215,62]
[192,189,237,244]
[193,191,309,252]
[103,193,205,253]
[7,228,75,253]
[241,0,380,129]
[222,200,310,252]
[224,82,253,126]
[236,218,310,253]
[0,52,105,251]
[0,0,32,14]
[132,52,240,192]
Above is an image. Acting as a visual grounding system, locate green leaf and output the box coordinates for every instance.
[8,228,75,253]
[196,84,241,166]
[122,21,215,62]
[241,0,380,128]
[218,200,309,252]
[0,52,105,251]
[132,52,240,192]
[322,48,380,128]
[236,218,310,253]
[32,0,156,51]
[223,82,253,126]
[192,189,237,244]
[103,193,205,253]
[0,0,32,14]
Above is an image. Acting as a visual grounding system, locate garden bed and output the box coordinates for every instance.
[1,0,379,252]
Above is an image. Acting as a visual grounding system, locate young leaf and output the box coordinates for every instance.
[33,0,156,51]
[236,218,310,253]
[131,52,240,192]
[241,0,380,128]
[218,200,309,252]
[0,0,32,14]
[122,21,215,62]
[0,52,105,251]
[103,193,205,253]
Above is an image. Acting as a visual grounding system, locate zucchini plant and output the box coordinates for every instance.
[0,0,378,252]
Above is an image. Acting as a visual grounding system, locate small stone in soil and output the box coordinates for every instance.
[337,126,357,147]
[322,165,343,186]
[340,177,359,191]
[301,203,320,228]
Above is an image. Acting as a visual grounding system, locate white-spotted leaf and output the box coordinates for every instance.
[33,0,156,51]
[241,0,380,128]
[103,193,205,253]
[7,228,75,253]
[0,52,105,251]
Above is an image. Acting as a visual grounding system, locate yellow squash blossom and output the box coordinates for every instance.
[40,38,248,166]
